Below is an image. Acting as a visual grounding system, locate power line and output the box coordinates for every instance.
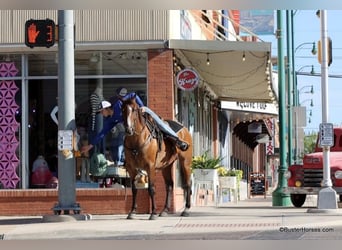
[296,72,342,78]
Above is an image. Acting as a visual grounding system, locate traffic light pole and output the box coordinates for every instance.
[316,10,337,210]
[52,10,81,215]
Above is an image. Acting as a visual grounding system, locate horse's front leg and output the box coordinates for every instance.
[127,175,138,219]
[148,182,158,220]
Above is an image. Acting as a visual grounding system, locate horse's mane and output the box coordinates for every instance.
[122,95,137,105]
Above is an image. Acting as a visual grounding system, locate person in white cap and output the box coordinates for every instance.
[81,100,122,154]
[114,87,189,151]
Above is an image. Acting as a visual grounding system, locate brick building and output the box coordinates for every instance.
[0,10,277,215]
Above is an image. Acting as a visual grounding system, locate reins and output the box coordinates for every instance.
[123,105,154,156]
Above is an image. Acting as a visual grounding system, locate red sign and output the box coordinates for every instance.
[176,68,199,91]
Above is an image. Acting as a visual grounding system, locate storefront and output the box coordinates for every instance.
[0,10,276,215]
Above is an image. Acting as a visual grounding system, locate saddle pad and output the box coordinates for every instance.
[166,120,184,133]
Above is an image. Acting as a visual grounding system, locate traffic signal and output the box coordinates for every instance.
[25,19,56,48]
[317,37,332,66]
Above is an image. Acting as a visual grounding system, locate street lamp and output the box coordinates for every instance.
[294,42,317,55]
[300,98,314,107]
[297,65,315,75]
[299,85,314,95]
[294,65,315,106]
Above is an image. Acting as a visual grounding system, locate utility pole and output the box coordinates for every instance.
[286,10,293,166]
[316,10,337,210]
[272,10,291,206]
[52,10,81,215]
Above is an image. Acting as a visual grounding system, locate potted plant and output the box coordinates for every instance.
[191,151,223,181]
[217,167,243,202]
[191,151,223,205]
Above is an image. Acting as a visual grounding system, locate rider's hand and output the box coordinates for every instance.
[81,144,93,153]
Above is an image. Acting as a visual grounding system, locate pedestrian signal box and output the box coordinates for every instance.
[25,19,56,48]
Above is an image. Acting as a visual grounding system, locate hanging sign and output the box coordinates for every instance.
[176,68,199,91]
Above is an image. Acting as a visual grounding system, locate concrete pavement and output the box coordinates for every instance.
[1,195,342,240]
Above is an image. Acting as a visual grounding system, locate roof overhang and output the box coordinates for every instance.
[166,39,276,103]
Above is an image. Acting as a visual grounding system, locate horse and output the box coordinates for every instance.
[121,96,193,220]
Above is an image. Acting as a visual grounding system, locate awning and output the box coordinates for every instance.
[166,39,276,103]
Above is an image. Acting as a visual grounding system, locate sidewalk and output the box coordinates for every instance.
[1,195,342,240]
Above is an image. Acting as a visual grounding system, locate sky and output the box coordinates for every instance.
[259,10,342,134]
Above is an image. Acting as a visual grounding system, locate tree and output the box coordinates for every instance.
[304,132,318,155]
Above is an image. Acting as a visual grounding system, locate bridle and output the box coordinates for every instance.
[122,101,153,155]
[123,103,145,135]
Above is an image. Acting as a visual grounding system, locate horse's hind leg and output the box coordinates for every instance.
[159,166,173,217]
[181,184,191,217]
[178,156,192,217]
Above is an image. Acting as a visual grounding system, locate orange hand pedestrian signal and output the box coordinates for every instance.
[25,19,56,48]
[27,23,40,43]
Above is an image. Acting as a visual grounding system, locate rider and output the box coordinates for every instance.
[115,87,189,151]
[81,88,189,155]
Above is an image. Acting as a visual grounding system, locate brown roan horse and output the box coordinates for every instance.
[121,96,193,220]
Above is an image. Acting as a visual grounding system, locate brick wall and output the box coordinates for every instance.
[0,49,190,217]
[0,185,187,216]
[147,49,174,119]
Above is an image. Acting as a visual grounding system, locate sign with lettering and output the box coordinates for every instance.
[57,130,73,150]
[319,123,334,147]
[176,68,199,91]
[220,101,278,115]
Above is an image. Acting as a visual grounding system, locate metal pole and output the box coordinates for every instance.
[286,10,293,166]
[53,10,80,214]
[294,108,298,163]
[272,10,291,206]
[21,54,29,188]
[316,10,337,210]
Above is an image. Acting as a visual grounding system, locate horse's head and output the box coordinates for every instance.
[121,96,142,136]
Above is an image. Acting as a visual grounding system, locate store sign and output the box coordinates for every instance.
[176,68,199,91]
[220,101,278,115]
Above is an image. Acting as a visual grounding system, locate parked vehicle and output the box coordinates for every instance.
[285,127,342,207]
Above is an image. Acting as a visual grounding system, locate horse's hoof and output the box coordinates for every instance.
[149,214,158,220]
[181,211,190,217]
[159,211,168,217]
[127,213,136,219]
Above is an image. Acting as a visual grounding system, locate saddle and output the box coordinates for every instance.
[143,114,184,151]
[165,120,184,133]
